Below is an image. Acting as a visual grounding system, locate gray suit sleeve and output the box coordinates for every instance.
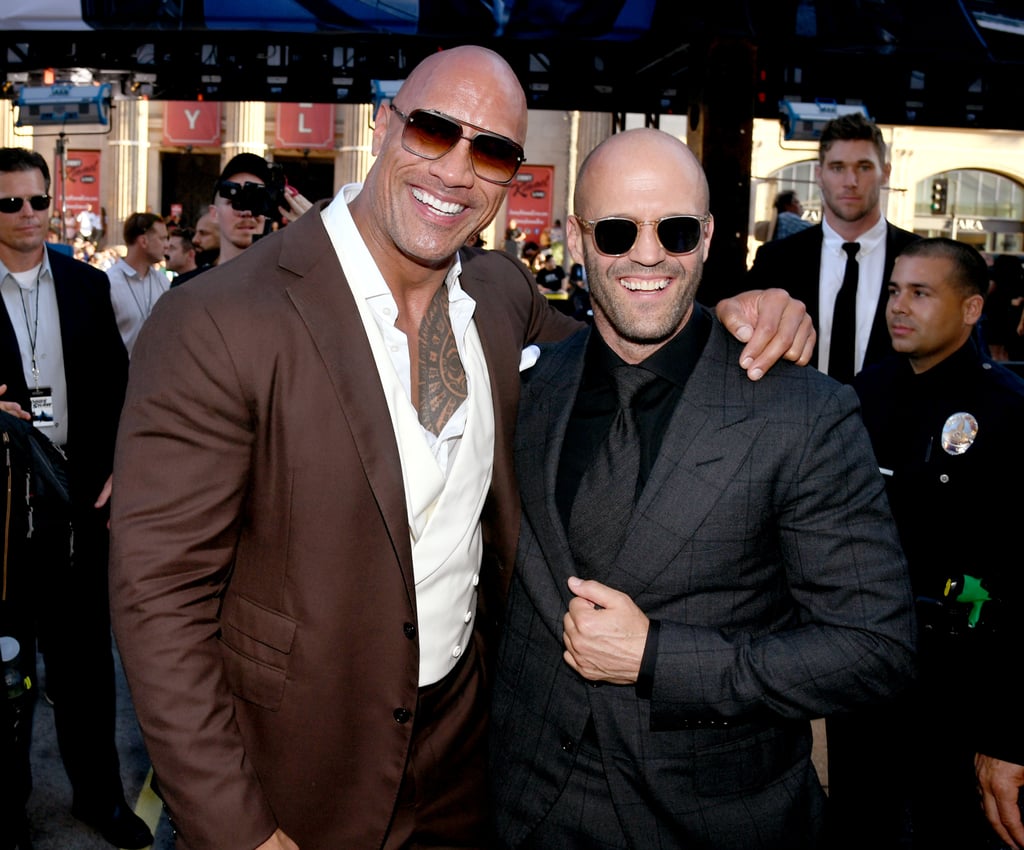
[647,383,916,729]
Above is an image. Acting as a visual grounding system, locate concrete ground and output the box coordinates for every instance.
[23,648,173,850]
[21,644,829,849]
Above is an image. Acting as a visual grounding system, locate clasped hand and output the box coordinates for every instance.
[562,576,649,684]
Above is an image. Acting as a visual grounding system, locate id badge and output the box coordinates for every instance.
[30,386,55,428]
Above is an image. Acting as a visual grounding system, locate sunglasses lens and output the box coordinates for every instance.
[469,133,523,184]
[402,109,522,185]
[404,111,462,159]
[592,219,640,256]
[0,196,50,214]
[658,216,703,253]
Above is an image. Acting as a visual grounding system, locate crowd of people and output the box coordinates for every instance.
[1,42,1023,850]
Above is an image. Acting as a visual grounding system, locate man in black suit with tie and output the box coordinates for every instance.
[746,112,919,383]
[0,147,151,849]
[489,128,916,850]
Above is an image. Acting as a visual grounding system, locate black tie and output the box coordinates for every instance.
[829,241,860,383]
[568,365,655,575]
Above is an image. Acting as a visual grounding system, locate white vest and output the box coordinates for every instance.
[351,290,495,686]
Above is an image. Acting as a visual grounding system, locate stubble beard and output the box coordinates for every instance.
[585,254,701,348]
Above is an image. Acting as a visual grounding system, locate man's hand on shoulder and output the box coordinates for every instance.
[715,289,815,381]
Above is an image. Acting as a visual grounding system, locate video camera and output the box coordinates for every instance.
[216,162,289,223]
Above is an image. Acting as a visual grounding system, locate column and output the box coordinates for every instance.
[567,111,613,216]
[223,102,267,164]
[337,103,374,188]
[108,96,149,250]
[0,100,28,150]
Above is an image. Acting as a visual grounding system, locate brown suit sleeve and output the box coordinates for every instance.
[109,287,278,850]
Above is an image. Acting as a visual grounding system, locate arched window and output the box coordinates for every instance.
[915,170,1024,254]
[915,170,1024,218]
[768,161,820,220]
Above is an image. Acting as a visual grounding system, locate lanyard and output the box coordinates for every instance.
[17,264,43,389]
[126,270,155,320]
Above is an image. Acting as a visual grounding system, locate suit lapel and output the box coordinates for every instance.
[277,207,414,582]
[614,322,766,601]
[515,330,588,599]
[516,323,766,605]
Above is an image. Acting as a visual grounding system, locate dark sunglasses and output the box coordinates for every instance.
[576,214,711,257]
[0,195,51,214]
[389,105,525,185]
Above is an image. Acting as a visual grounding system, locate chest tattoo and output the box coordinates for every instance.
[417,287,467,435]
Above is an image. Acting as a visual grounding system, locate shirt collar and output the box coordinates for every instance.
[584,305,712,391]
[113,257,156,281]
[821,214,888,257]
[0,247,53,289]
[321,181,465,307]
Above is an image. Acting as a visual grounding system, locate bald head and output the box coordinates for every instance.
[397,45,528,145]
[575,129,709,218]
[352,45,529,284]
[567,128,713,364]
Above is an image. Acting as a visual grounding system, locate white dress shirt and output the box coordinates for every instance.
[817,215,889,377]
[106,257,169,356]
[0,253,69,445]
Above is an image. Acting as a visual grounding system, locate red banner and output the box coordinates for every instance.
[275,103,335,150]
[56,149,101,214]
[505,165,554,243]
[162,101,222,146]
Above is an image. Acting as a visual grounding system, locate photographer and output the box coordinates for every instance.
[206,153,312,269]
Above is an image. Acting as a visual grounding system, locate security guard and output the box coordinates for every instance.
[852,237,1024,850]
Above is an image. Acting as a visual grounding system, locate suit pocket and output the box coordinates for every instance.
[689,721,810,797]
[219,593,297,711]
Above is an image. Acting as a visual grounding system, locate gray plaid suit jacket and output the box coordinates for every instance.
[491,309,916,850]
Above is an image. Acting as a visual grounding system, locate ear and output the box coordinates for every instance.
[701,214,715,261]
[963,293,985,326]
[566,215,585,265]
[882,160,893,187]
[371,101,391,157]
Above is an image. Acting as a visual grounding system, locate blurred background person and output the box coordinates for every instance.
[105,212,169,356]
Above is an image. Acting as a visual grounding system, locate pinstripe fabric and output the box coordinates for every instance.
[490,309,917,850]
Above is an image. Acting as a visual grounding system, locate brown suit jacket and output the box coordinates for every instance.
[108,202,578,850]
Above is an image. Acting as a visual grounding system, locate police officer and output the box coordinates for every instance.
[852,237,1024,849]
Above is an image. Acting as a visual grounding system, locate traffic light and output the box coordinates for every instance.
[930,177,948,214]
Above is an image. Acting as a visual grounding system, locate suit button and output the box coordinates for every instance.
[560,736,574,752]
[403,622,416,640]
[393,708,412,724]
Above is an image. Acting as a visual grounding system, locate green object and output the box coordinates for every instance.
[943,574,990,628]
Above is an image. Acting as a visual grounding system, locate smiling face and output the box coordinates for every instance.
[886,254,983,373]
[567,129,713,364]
[816,139,890,236]
[351,46,528,282]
